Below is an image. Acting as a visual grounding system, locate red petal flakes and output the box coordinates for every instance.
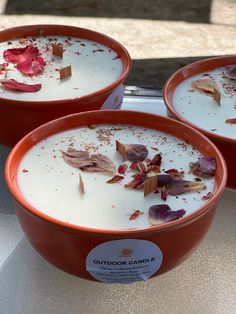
[164,168,184,179]
[201,192,212,201]
[0,79,41,92]
[225,118,236,124]
[4,45,40,64]
[118,164,128,174]
[129,210,144,220]
[148,153,162,166]
[124,173,147,189]
[107,175,124,183]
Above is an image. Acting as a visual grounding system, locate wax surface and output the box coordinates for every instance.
[0,36,123,101]
[17,125,214,230]
[172,66,236,139]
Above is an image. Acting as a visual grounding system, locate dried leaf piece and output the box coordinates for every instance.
[225,118,236,124]
[0,79,41,92]
[52,44,64,57]
[116,140,148,162]
[124,173,147,189]
[148,204,186,225]
[79,174,85,196]
[164,168,184,179]
[191,79,216,94]
[129,210,144,220]
[148,154,162,166]
[189,157,216,177]
[213,88,221,106]
[87,154,115,174]
[118,164,128,175]
[107,175,124,184]
[224,65,236,80]
[59,66,72,79]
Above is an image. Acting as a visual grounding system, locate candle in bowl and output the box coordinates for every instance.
[0,24,131,147]
[163,55,236,189]
[5,110,226,283]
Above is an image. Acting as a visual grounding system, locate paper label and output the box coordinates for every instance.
[86,239,163,284]
[101,84,125,110]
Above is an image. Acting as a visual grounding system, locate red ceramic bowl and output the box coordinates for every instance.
[0,24,131,147]
[163,55,236,190]
[5,110,227,283]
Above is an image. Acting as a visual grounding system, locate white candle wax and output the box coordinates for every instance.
[17,125,214,230]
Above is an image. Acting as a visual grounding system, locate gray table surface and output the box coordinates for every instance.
[0,97,236,314]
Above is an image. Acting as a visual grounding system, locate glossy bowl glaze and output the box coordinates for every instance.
[0,24,131,147]
[163,55,236,189]
[5,110,227,283]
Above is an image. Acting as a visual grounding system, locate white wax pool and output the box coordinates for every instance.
[0,36,123,101]
[172,66,236,139]
[17,125,214,230]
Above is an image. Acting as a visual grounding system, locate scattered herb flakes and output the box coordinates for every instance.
[106,175,124,184]
[129,210,144,220]
[148,204,186,225]
[59,66,72,80]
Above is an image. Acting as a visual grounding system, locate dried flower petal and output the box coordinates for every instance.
[16,57,44,76]
[189,157,216,177]
[107,175,124,184]
[0,62,8,73]
[118,164,128,174]
[160,186,169,201]
[168,179,206,196]
[191,79,216,94]
[129,210,144,220]
[116,140,148,162]
[3,45,40,64]
[0,79,41,92]
[225,118,236,124]
[87,154,115,174]
[148,154,162,166]
[79,174,85,196]
[164,168,184,179]
[201,192,212,200]
[213,88,221,106]
[146,165,161,173]
[148,204,186,225]
[224,65,236,80]
[125,173,147,189]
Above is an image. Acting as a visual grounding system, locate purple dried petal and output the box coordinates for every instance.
[156,174,172,187]
[189,156,216,177]
[224,65,236,80]
[116,140,148,162]
[148,204,186,225]
[169,179,206,195]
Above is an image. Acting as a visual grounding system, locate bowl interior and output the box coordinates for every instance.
[5,110,227,235]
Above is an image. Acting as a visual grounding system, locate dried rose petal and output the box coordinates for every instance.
[224,65,236,80]
[225,118,236,124]
[148,154,162,166]
[157,174,172,187]
[191,79,216,94]
[148,204,186,225]
[129,210,144,220]
[118,164,128,174]
[201,192,212,201]
[107,175,124,184]
[164,168,184,179]
[116,140,148,162]
[160,186,169,201]
[3,45,40,64]
[125,173,147,189]
[16,57,45,76]
[146,165,161,173]
[0,79,41,92]
[168,179,206,196]
[87,154,115,174]
[189,157,216,177]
